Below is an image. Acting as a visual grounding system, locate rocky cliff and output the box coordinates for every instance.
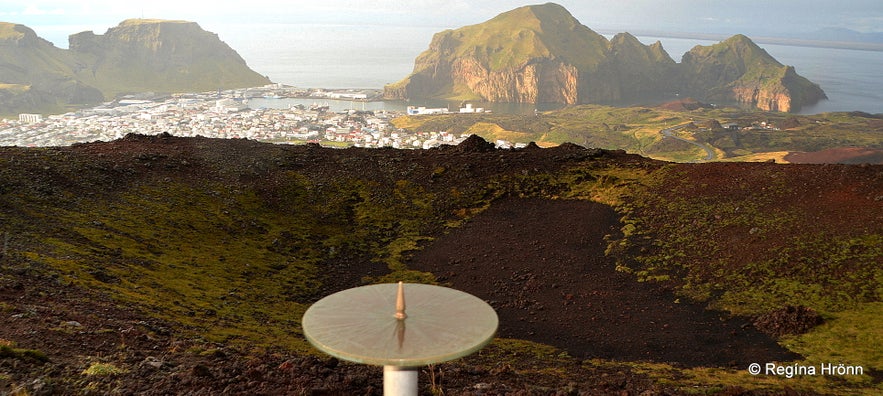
[0,20,269,115]
[384,3,826,112]
[679,35,826,112]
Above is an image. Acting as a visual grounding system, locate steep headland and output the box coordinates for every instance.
[680,34,827,112]
[0,20,269,115]
[0,23,103,115]
[67,19,270,97]
[384,3,826,112]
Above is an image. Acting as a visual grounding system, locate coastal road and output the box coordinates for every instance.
[660,123,715,162]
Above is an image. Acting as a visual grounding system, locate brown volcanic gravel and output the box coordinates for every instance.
[408,197,799,368]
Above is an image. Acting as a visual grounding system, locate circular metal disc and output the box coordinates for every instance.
[302,283,498,367]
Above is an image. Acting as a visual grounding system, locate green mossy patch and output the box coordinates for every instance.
[783,302,883,372]
[82,362,127,377]
[0,344,49,363]
[9,165,475,352]
[26,181,322,350]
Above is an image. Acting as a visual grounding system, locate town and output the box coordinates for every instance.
[2,84,773,152]
[0,85,499,149]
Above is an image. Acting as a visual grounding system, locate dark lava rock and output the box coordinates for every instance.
[753,305,824,338]
[456,134,496,153]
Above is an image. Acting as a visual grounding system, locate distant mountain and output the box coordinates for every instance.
[384,3,826,112]
[797,27,883,44]
[0,20,270,115]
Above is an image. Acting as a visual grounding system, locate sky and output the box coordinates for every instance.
[3,0,882,48]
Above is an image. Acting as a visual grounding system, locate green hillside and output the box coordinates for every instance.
[681,34,782,90]
[391,104,882,162]
[0,20,270,115]
[451,3,609,71]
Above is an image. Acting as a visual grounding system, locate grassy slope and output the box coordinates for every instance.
[0,24,77,115]
[391,105,882,162]
[450,3,608,72]
[560,163,882,393]
[0,84,29,93]
[1,141,880,394]
[39,181,322,350]
[605,165,881,314]
[0,24,76,83]
[0,23,25,39]
[1,145,452,352]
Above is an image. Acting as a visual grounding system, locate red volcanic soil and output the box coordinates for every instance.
[408,197,797,368]
[786,147,883,164]
[656,98,714,112]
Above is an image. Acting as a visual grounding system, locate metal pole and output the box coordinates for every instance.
[383,366,418,396]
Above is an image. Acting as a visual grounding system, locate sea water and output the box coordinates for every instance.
[223,23,436,89]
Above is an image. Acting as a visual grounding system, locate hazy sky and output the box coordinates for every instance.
[3,0,882,47]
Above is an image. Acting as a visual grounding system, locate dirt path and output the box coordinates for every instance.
[408,197,797,367]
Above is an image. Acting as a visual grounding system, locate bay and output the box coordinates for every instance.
[221,23,437,89]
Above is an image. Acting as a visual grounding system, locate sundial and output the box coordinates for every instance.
[302,282,498,395]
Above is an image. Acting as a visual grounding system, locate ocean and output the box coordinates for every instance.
[222,23,436,90]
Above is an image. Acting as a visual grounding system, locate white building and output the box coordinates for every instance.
[19,113,43,123]
[459,103,487,113]
[406,106,449,115]
[329,92,368,100]
[212,99,248,113]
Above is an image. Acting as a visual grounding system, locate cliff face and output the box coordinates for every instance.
[0,20,269,115]
[448,57,581,104]
[729,71,796,112]
[384,3,826,112]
